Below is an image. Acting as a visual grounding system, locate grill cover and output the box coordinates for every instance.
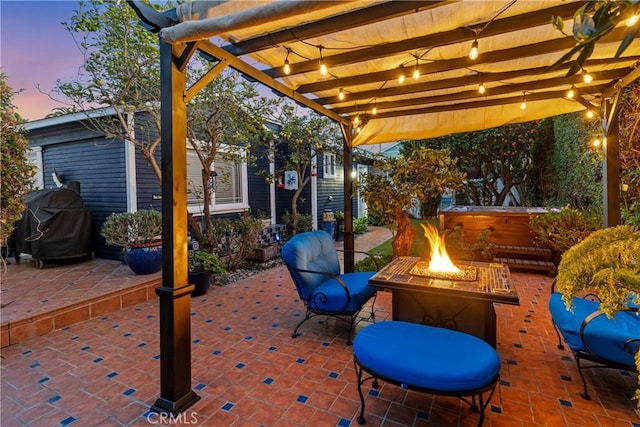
[14,188,92,262]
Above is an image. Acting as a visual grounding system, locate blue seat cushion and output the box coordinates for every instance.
[549,293,600,352]
[549,293,640,367]
[309,271,376,313]
[353,321,500,392]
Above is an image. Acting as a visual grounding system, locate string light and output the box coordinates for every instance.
[319,46,327,76]
[283,49,291,75]
[566,85,575,99]
[582,69,593,83]
[477,74,485,94]
[520,92,527,110]
[469,39,479,60]
[627,14,638,26]
[586,110,595,119]
[592,138,601,148]
[338,88,345,101]
[413,57,420,80]
[371,100,377,115]
[398,66,405,84]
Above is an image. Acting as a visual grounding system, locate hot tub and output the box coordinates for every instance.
[439,206,548,247]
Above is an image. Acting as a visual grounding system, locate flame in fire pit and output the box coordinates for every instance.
[421,224,460,273]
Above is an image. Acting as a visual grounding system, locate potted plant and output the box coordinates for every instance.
[100,209,162,275]
[188,250,226,296]
[254,210,272,229]
[553,224,640,406]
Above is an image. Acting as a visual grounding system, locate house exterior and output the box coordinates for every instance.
[23,111,366,260]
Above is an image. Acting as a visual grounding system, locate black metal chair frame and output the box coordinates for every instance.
[353,356,498,426]
[551,282,640,400]
[286,249,379,345]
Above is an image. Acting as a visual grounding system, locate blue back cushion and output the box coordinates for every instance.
[281,231,340,300]
[549,293,640,367]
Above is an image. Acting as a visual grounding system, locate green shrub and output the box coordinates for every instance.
[353,217,369,234]
[529,207,601,253]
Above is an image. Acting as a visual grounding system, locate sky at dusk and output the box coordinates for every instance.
[1,1,84,121]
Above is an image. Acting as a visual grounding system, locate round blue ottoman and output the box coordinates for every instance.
[353,321,500,426]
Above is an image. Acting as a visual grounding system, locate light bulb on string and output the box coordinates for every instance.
[338,88,345,101]
[520,92,527,110]
[413,58,420,80]
[566,85,575,99]
[319,46,327,76]
[586,110,595,119]
[469,39,479,60]
[582,69,593,83]
[398,66,405,84]
[478,82,485,94]
[371,100,377,115]
[283,49,291,75]
[627,14,638,26]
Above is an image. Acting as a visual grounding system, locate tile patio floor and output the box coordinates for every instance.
[1,227,638,426]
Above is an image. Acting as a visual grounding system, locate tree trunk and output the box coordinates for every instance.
[392,211,416,257]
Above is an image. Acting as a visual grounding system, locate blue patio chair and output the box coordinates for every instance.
[549,281,640,400]
[281,230,379,344]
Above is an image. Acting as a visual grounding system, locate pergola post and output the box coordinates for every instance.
[602,93,622,227]
[342,126,355,273]
[151,39,200,415]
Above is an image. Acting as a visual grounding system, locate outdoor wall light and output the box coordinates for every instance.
[469,40,479,60]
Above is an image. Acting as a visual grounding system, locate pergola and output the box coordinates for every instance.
[128,0,639,415]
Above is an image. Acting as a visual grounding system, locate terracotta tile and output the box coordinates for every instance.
[90,295,122,317]
[53,305,91,329]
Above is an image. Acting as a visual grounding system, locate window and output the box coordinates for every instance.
[27,147,44,190]
[323,152,336,178]
[187,146,249,214]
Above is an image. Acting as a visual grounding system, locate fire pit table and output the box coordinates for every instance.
[368,256,519,347]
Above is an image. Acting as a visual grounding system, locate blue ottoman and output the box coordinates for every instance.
[353,321,500,426]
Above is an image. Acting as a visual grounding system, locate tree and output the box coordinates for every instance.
[52,0,164,179]
[551,1,639,77]
[404,122,542,206]
[52,0,278,259]
[618,80,640,226]
[258,104,343,235]
[1,73,35,259]
[186,72,279,251]
[359,147,465,257]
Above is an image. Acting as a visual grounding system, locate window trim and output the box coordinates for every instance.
[186,144,249,215]
[323,152,336,179]
[27,147,44,190]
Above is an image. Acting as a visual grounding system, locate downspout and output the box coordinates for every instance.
[125,112,138,212]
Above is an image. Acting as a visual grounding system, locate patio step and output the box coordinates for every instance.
[493,256,557,276]
[493,244,552,261]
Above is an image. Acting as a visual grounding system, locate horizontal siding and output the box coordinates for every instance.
[37,135,128,260]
